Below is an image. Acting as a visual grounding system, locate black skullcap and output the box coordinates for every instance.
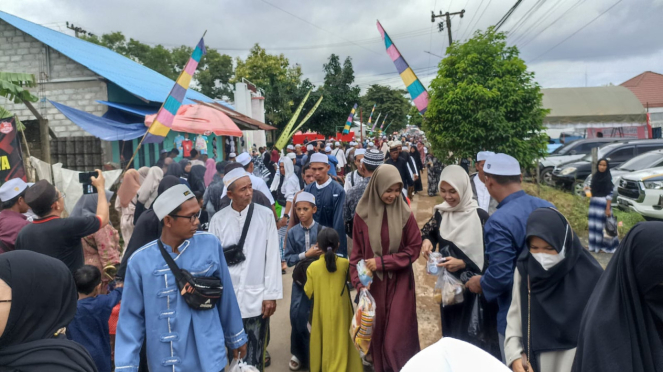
[224,162,243,174]
[24,180,58,216]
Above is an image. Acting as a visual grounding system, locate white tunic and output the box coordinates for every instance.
[209,202,283,318]
[505,270,577,372]
[473,175,491,212]
[332,147,347,169]
[221,173,275,205]
[343,170,366,193]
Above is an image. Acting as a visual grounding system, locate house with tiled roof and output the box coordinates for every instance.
[621,71,663,131]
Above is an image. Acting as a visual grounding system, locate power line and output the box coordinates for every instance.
[518,0,585,48]
[510,0,567,45]
[257,0,381,55]
[530,0,624,62]
[460,0,484,40]
[507,0,547,37]
[467,0,493,39]
[495,0,524,31]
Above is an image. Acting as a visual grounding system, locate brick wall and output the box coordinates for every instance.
[0,19,108,138]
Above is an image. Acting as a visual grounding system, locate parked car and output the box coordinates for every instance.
[539,138,627,185]
[552,139,663,195]
[616,167,663,221]
[583,149,663,196]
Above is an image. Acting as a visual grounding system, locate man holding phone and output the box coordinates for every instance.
[16,170,109,274]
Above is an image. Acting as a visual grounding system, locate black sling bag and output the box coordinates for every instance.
[157,240,223,310]
[222,202,254,266]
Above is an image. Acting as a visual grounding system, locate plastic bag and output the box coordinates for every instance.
[434,267,464,307]
[357,259,373,288]
[228,358,260,372]
[467,294,484,338]
[427,252,443,275]
[350,289,375,357]
[604,215,618,237]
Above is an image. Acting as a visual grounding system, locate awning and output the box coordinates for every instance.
[144,104,243,136]
[49,100,146,141]
[542,86,646,129]
[96,100,158,117]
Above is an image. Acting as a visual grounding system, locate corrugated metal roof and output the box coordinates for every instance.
[0,11,232,108]
[620,71,663,109]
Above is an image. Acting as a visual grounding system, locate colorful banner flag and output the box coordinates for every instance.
[377,20,429,115]
[371,112,382,132]
[0,117,26,183]
[366,104,376,127]
[383,120,394,133]
[379,113,388,130]
[342,103,357,134]
[144,37,206,143]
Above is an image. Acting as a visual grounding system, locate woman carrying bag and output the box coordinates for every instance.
[587,158,618,253]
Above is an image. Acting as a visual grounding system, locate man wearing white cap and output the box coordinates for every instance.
[331,141,347,174]
[286,144,295,154]
[209,168,283,370]
[344,149,367,194]
[0,178,31,252]
[386,141,413,195]
[222,152,275,207]
[464,153,553,362]
[294,144,304,166]
[471,151,498,215]
[301,144,315,166]
[304,153,347,257]
[228,152,237,162]
[324,146,339,177]
[116,184,249,372]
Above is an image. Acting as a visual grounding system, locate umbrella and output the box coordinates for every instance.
[144,104,242,136]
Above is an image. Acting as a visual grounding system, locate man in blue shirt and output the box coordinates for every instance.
[465,153,553,362]
[116,184,248,372]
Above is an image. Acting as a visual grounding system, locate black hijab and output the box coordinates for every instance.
[178,159,191,179]
[189,165,207,193]
[516,208,603,372]
[117,176,181,279]
[165,162,183,178]
[572,222,663,372]
[590,158,613,197]
[0,251,97,371]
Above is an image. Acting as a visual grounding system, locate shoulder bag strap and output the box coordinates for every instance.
[237,203,255,249]
[157,239,185,284]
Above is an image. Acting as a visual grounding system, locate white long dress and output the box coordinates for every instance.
[504,270,577,372]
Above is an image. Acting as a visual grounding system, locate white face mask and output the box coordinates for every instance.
[531,224,568,271]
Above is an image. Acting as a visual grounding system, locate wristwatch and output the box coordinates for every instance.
[283,213,290,219]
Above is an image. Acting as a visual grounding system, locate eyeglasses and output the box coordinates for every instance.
[0,300,10,303]
[169,209,202,224]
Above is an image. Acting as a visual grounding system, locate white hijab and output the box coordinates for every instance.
[137,166,164,208]
[401,338,510,372]
[270,158,296,192]
[434,165,484,269]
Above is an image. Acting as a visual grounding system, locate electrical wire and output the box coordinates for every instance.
[510,0,567,45]
[459,0,485,41]
[495,0,524,31]
[518,0,585,47]
[467,0,493,39]
[530,0,624,62]
[507,0,547,37]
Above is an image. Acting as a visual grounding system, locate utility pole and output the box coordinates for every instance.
[66,22,94,38]
[432,9,465,46]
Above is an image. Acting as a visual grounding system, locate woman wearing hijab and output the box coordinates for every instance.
[165,162,191,188]
[71,191,121,292]
[178,159,192,180]
[409,146,424,193]
[420,165,500,358]
[271,147,280,164]
[426,152,444,196]
[188,164,207,193]
[349,164,422,372]
[0,250,98,371]
[134,166,163,223]
[572,222,663,372]
[271,158,301,273]
[505,208,603,372]
[587,158,618,253]
[114,169,144,250]
[263,151,276,187]
[203,158,217,187]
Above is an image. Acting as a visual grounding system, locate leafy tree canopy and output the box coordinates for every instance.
[425,27,548,167]
[81,32,233,99]
[407,105,423,129]
[360,84,410,134]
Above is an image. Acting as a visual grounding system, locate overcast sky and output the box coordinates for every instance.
[4,0,663,93]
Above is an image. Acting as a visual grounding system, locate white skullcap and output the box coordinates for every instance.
[310,153,329,164]
[335,141,340,146]
[229,152,236,158]
[0,178,29,202]
[325,146,332,153]
[223,168,250,187]
[350,141,357,146]
[403,146,410,151]
[484,153,521,176]
[295,144,302,148]
[368,142,374,147]
[306,144,314,151]
[153,184,195,221]
[236,152,252,166]
[287,153,297,160]
[355,149,366,156]
[477,151,496,162]
[390,141,402,148]
[287,145,294,150]
[296,191,316,205]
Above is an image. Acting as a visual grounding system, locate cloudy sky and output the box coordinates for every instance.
[3,0,663,92]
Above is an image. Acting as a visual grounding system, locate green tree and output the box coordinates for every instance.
[360,84,410,133]
[0,72,38,130]
[81,32,234,99]
[233,44,304,131]
[308,54,360,136]
[407,105,423,129]
[425,27,548,167]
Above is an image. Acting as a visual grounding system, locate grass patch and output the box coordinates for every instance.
[522,183,644,238]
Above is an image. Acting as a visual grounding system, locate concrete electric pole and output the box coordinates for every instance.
[66,22,94,38]
[431,9,465,46]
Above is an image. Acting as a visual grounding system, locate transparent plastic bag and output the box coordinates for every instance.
[228,358,260,372]
[427,252,443,275]
[434,267,464,306]
[357,259,373,288]
[467,294,484,338]
[350,289,375,357]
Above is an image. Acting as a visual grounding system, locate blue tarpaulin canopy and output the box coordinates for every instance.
[49,100,146,141]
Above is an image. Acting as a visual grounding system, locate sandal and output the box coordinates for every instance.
[289,355,301,371]
[265,351,271,367]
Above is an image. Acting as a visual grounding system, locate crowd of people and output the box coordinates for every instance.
[0,132,661,372]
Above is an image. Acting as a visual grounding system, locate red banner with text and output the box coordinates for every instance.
[0,117,26,184]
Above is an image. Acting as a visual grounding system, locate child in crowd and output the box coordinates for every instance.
[284,191,324,370]
[304,228,363,372]
[67,265,123,372]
